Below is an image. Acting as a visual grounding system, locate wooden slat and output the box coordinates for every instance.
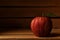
[0,0,60,6]
[52,19,60,29]
[0,8,60,17]
[0,18,60,29]
[0,18,32,29]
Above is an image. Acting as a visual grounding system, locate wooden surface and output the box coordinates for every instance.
[0,29,60,40]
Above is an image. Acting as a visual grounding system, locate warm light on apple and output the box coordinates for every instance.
[31,17,52,37]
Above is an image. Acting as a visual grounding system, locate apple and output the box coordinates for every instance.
[31,17,52,37]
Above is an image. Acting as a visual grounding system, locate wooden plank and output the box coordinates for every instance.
[0,18,32,29]
[0,8,60,17]
[0,18,60,29]
[0,0,60,6]
[52,19,60,29]
[0,29,59,40]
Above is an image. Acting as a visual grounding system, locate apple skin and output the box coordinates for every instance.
[31,17,52,37]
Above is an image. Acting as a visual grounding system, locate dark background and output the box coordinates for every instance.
[0,0,60,30]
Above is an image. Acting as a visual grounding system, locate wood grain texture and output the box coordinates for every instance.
[0,29,59,40]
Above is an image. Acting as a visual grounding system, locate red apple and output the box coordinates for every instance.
[31,17,52,37]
